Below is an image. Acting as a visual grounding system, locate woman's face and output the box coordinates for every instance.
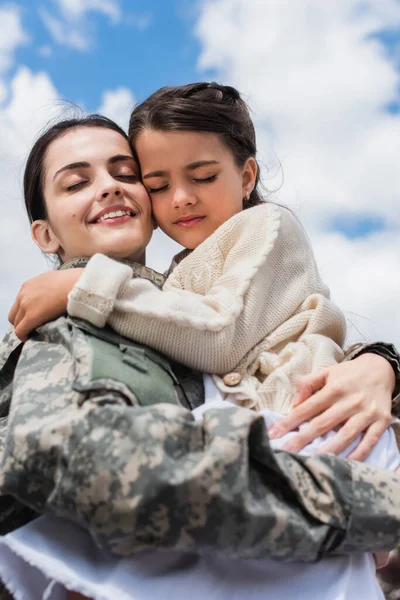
[135,129,256,249]
[33,126,153,263]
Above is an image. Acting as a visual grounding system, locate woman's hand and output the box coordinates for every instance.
[268,353,395,461]
[9,269,84,341]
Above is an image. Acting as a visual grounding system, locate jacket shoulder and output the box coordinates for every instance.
[0,328,22,372]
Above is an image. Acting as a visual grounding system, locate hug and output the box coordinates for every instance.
[0,82,399,600]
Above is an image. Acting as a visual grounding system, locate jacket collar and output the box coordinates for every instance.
[60,256,166,289]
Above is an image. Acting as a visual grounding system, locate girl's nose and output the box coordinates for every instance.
[172,187,196,209]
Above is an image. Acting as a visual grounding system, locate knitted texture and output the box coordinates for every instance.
[68,204,346,413]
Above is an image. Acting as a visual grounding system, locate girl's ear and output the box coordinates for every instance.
[242,157,258,197]
[31,220,61,254]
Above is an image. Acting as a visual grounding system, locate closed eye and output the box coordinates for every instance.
[193,175,217,184]
[116,174,138,182]
[66,181,87,192]
[147,184,169,194]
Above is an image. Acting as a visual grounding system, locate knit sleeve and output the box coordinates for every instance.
[68,204,345,375]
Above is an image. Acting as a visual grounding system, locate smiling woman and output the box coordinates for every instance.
[24,116,153,265]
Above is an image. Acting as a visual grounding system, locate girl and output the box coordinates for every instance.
[12,83,399,460]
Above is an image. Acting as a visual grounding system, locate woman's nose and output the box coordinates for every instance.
[101,187,121,198]
[99,179,123,200]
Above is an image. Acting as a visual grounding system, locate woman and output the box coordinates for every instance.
[0,112,399,599]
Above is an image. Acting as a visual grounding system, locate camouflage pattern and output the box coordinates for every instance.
[0,314,400,561]
[0,256,400,567]
[0,325,35,553]
[0,327,22,427]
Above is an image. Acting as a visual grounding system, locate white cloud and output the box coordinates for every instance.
[40,8,89,51]
[97,87,136,131]
[54,0,121,23]
[0,67,63,335]
[0,4,29,73]
[41,0,121,50]
[195,0,400,345]
[38,45,53,58]
[126,12,152,31]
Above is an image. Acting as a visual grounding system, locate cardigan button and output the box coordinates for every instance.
[223,372,242,386]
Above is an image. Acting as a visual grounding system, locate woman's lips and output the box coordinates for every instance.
[92,215,135,226]
[176,216,205,228]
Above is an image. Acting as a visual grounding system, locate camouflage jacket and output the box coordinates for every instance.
[1,261,400,563]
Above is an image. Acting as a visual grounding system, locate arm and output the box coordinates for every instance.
[1,326,400,561]
[68,205,346,374]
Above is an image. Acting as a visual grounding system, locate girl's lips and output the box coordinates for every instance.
[176,216,205,228]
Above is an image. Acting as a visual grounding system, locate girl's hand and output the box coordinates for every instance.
[8,269,84,341]
[268,353,395,461]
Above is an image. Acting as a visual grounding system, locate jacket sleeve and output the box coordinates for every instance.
[1,327,400,561]
[67,206,346,375]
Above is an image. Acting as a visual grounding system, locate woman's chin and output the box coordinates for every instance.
[93,231,151,262]
[96,241,146,263]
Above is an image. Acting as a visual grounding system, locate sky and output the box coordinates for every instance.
[0,0,399,347]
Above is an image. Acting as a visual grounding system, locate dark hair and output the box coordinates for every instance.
[129,82,263,208]
[24,114,129,224]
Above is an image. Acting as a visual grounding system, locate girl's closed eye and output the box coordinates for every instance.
[147,183,169,194]
[193,174,217,184]
[148,175,217,194]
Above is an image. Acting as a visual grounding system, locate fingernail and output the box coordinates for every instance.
[268,426,280,439]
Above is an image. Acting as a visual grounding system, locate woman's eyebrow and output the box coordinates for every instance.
[53,155,135,181]
[143,160,220,180]
[53,161,90,181]
[108,154,136,165]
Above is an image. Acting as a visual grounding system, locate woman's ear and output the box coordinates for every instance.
[242,157,258,197]
[31,220,61,254]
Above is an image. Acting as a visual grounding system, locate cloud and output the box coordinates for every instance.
[97,87,136,131]
[40,0,121,51]
[0,4,29,73]
[54,0,121,23]
[38,45,53,58]
[39,9,89,51]
[126,12,152,31]
[195,0,400,345]
[0,67,62,334]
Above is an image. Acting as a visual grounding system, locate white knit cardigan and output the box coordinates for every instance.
[68,203,346,413]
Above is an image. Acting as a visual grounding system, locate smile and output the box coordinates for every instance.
[95,209,135,223]
[89,204,138,225]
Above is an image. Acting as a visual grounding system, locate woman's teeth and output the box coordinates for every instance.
[96,210,134,223]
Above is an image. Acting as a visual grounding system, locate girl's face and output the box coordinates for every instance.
[32,126,153,264]
[135,129,257,249]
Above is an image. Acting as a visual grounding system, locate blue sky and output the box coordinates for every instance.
[13,0,216,111]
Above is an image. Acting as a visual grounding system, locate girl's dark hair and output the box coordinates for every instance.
[24,114,128,223]
[129,82,263,208]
